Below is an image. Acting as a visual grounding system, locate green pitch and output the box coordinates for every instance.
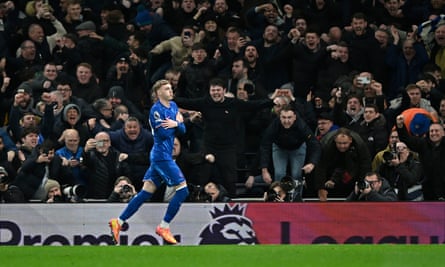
[2,245,444,267]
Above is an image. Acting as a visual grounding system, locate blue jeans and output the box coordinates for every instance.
[272,142,306,182]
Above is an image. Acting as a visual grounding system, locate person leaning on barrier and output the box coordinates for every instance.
[43,178,85,203]
[264,181,287,202]
[346,172,398,202]
[12,139,76,201]
[314,127,372,201]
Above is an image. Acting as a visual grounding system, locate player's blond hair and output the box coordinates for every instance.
[152,79,170,94]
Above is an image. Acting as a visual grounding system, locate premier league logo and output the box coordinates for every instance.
[198,204,258,244]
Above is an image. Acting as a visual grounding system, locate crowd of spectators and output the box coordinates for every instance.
[0,0,445,203]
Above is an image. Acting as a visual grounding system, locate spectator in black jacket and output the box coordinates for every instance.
[346,172,398,201]
[396,115,445,200]
[75,21,107,79]
[176,42,216,99]
[314,128,372,201]
[175,77,280,196]
[356,104,388,158]
[377,141,424,201]
[332,92,364,133]
[72,62,103,103]
[341,12,385,82]
[82,131,131,199]
[259,105,321,201]
[12,139,75,201]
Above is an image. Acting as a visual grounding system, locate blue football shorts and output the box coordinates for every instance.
[143,160,186,188]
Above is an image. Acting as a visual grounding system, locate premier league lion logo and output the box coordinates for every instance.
[198,204,258,244]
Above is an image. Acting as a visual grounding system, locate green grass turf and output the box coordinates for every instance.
[2,245,444,267]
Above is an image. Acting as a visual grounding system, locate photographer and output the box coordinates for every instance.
[264,181,287,202]
[204,182,231,202]
[44,179,86,203]
[263,176,302,202]
[108,176,137,203]
[314,128,371,201]
[378,142,424,201]
[12,139,76,201]
[346,172,397,201]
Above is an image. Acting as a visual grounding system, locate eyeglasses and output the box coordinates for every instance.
[396,146,407,151]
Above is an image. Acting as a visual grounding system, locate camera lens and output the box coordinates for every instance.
[121,184,132,193]
[357,180,370,190]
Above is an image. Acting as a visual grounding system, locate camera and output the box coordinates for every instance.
[265,176,302,202]
[266,188,279,202]
[357,76,371,85]
[382,144,398,164]
[280,175,296,192]
[63,184,86,198]
[52,195,65,203]
[187,184,211,202]
[357,180,370,190]
[96,140,104,147]
[121,184,132,194]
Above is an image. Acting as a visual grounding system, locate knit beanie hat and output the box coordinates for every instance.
[135,6,153,27]
[63,103,81,122]
[44,179,60,197]
[107,85,125,99]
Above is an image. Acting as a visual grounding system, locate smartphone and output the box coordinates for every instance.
[96,140,104,147]
[357,76,371,84]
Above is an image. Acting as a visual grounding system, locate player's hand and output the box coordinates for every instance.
[161,118,178,129]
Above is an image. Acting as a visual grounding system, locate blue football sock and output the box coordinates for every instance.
[163,186,189,223]
[119,190,152,221]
